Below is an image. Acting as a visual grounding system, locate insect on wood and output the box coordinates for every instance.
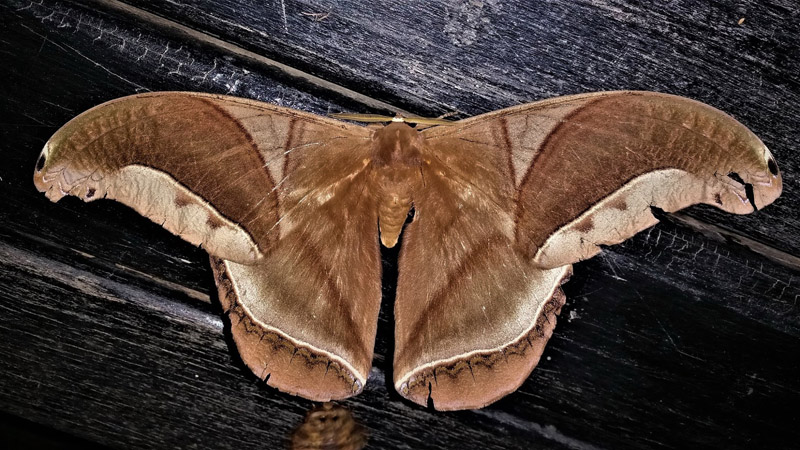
[34,91,782,410]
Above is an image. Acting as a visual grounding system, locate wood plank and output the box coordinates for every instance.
[118,0,800,256]
[2,1,799,449]
[2,209,798,449]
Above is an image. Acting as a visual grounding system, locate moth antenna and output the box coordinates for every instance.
[329,113,397,123]
[403,116,455,126]
[435,111,459,120]
[330,112,455,126]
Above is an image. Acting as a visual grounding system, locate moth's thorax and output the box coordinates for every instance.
[370,122,426,248]
[370,122,424,169]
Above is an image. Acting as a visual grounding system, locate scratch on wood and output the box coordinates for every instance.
[280,0,288,32]
[652,314,705,362]
[61,41,147,90]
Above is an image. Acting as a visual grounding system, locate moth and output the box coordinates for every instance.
[290,403,366,450]
[33,91,782,410]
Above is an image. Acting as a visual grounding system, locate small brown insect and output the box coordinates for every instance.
[290,403,366,450]
[301,11,331,22]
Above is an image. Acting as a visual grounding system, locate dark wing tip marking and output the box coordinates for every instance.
[768,157,779,176]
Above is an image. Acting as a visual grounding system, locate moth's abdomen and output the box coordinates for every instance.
[369,121,425,248]
[378,193,412,248]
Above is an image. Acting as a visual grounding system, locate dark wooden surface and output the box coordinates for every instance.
[1,0,799,448]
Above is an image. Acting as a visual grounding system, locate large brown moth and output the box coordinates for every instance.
[33,91,782,410]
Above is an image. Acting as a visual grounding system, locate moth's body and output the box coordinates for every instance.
[34,91,781,410]
[370,122,426,247]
